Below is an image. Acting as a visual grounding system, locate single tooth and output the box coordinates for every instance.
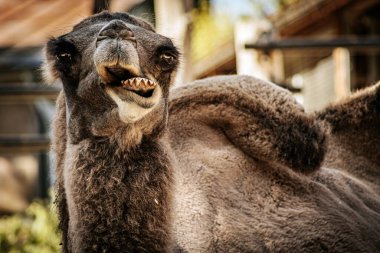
[143,78,149,89]
[142,78,147,87]
[129,78,135,87]
[137,77,142,87]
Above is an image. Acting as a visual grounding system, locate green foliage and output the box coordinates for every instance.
[0,201,60,253]
[191,0,234,61]
[278,0,300,9]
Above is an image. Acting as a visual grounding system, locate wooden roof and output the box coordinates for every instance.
[271,0,352,37]
[0,0,93,47]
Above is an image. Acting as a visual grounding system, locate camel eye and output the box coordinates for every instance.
[160,53,174,62]
[47,37,78,65]
[159,53,177,71]
[46,37,80,79]
[56,53,72,62]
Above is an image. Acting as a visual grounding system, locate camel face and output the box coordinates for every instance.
[44,12,179,141]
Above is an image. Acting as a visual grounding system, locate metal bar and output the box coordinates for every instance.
[38,152,50,199]
[245,38,380,50]
[0,136,50,153]
[0,86,60,101]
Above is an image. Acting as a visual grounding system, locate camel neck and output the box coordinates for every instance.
[66,136,174,252]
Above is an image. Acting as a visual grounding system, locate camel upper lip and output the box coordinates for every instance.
[106,66,137,83]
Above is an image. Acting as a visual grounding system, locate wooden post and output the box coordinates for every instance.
[333,47,351,100]
[154,0,191,86]
[234,19,270,81]
[271,49,285,84]
[93,0,110,13]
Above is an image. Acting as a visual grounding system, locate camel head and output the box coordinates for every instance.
[44,12,179,144]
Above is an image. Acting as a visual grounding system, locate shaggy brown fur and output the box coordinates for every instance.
[169,77,380,252]
[46,12,380,253]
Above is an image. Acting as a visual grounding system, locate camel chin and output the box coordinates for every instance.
[105,82,162,123]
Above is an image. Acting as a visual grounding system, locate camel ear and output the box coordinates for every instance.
[43,36,81,84]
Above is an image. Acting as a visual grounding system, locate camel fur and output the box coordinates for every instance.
[45,12,380,253]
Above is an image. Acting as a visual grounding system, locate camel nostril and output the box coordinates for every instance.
[98,29,118,39]
[119,29,136,41]
[98,20,135,41]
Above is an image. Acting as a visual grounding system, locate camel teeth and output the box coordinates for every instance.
[136,77,141,87]
[142,78,147,87]
[148,80,155,87]
[122,79,130,86]
[121,78,157,90]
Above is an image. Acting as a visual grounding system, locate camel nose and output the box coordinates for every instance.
[98,20,135,42]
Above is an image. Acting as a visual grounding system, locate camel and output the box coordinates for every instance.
[44,12,380,252]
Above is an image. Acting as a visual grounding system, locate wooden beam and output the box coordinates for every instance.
[14,0,92,47]
[245,38,380,50]
[0,0,69,45]
[0,0,92,46]
[0,85,60,102]
[0,0,38,22]
[0,136,50,153]
[272,0,350,37]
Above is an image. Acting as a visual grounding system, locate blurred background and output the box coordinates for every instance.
[0,0,379,251]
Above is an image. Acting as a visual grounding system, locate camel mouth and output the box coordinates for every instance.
[120,78,157,98]
[101,65,158,100]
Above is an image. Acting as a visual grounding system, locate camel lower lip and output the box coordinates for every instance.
[106,83,162,110]
[113,88,156,106]
[123,87,155,98]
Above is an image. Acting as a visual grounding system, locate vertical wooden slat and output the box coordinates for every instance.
[234,19,270,81]
[271,49,285,84]
[93,0,110,13]
[154,0,191,85]
[333,47,351,100]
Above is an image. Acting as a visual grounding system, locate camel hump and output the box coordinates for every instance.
[316,81,380,182]
[317,81,380,131]
[169,75,326,173]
